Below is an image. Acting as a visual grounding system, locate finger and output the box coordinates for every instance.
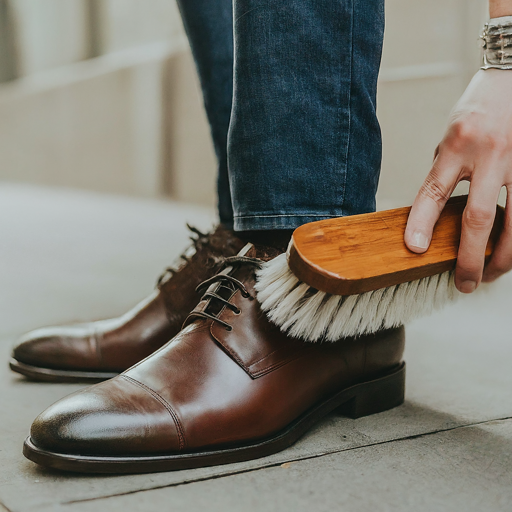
[455,178,501,293]
[482,186,512,282]
[405,151,461,253]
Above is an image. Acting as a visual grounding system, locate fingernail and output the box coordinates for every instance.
[460,280,477,293]
[411,231,429,250]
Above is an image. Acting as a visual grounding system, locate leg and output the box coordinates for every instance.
[176,0,234,227]
[229,0,385,231]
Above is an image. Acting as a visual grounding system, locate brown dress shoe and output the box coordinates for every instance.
[10,225,245,383]
[23,244,405,473]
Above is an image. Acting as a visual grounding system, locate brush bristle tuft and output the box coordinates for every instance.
[254,253,459,342]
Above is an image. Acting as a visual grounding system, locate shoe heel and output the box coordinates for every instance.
[336,363,405,419]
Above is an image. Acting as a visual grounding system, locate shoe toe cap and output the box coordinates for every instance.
[30,377,181,456]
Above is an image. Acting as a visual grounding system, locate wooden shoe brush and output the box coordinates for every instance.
[255,195,504,341]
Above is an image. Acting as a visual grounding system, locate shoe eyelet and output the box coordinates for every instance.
[226,326,233,332]
[233,307,241,315]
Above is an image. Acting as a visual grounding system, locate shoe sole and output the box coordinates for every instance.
[9,358,118,383]
[23,363,405,474]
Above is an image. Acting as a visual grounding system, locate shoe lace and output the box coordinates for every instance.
[156,224,211,288]
[187,256,262,331]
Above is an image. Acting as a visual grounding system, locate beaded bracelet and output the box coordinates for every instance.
[481,16,512,70]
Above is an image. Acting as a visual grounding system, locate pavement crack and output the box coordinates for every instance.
[63,415,512,505]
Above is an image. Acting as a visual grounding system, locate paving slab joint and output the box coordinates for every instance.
[63,414,512,506]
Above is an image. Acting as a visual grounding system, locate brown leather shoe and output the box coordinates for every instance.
[10,225,245,383]
[23,244,405,473]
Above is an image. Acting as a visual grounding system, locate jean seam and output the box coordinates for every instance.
[339,0,354,214]
[234,213,344,219]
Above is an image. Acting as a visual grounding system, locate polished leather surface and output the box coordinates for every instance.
[13,226,245,373]
[30,246,405,457]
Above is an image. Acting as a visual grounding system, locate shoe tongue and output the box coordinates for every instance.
[237,243,283,262]
[237,243,255,257]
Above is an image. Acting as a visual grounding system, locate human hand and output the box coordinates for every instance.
[405,69,512,293]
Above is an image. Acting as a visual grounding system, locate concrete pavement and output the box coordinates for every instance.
[1,184,511,512]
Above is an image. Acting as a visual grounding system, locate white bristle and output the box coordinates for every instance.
[325,294,359,340]
[255,255,460,342]
[307,294,343,341]
[255,254,300,310]
[268,281,310,327]
[367,285,395,333]
[360,287,387,334]
[287,290,327,339]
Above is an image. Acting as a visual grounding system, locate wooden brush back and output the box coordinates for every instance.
[288,195,504,295]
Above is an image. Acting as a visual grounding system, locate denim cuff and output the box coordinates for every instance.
[233,213,342,231]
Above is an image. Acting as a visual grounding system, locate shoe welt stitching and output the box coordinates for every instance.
[121,375,186,450]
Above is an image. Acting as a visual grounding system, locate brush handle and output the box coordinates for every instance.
[288,195,505,296]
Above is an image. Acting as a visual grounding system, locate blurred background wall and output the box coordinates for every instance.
[0,0,488,210]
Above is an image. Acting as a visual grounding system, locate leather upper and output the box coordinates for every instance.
[30,247,405,456]
[13,226,246,372]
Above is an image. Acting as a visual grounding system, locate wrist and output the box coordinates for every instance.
[490,9,512,17]
[489,0,512,18]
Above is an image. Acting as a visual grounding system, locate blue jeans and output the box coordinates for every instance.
[176,0,384,230]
